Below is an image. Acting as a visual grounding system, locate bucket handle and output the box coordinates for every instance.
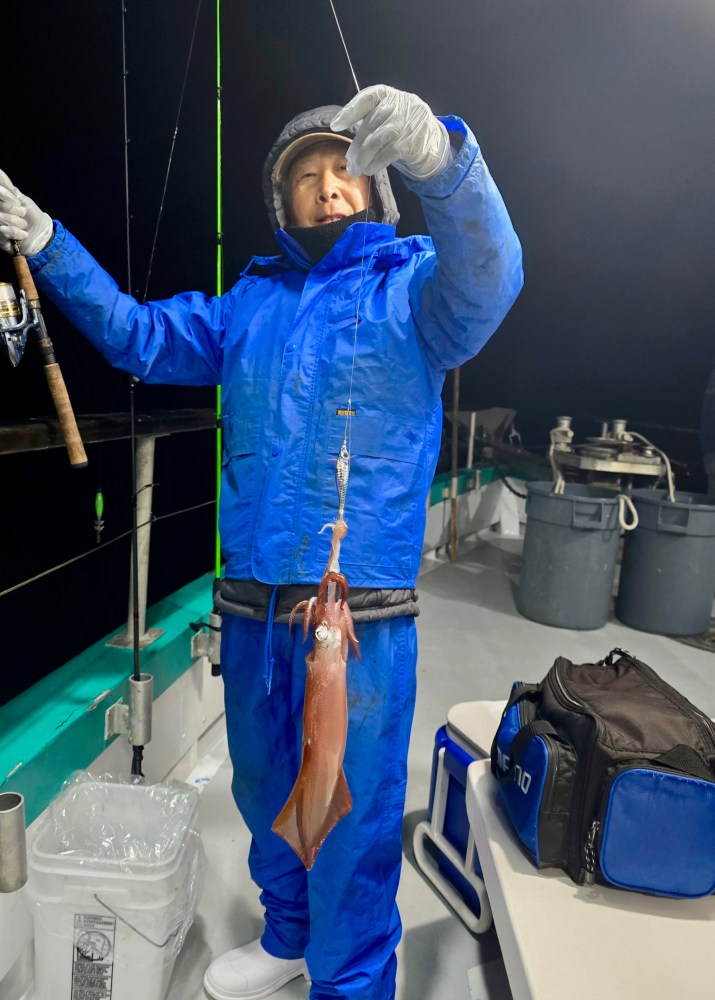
[656,504,691,534]
[571,500,611,530]
[94,893,179,949]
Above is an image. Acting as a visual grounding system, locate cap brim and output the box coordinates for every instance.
[274,133,352,183]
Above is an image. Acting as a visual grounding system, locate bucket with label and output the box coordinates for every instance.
[25,776,205,1000]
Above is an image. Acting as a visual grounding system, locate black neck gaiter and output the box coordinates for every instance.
[285,206,379,265]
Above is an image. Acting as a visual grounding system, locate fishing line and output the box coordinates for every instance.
[121,1,132,295]
[142,0,204,303]
[0,500,216,600]
[327,0,360,92]
[326,0,371,518]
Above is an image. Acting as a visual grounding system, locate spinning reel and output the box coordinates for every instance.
[1,242,87,467]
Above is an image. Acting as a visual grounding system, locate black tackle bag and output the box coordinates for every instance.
[490,648,715,898]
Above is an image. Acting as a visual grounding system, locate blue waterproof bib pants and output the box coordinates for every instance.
[221,612,418,1000]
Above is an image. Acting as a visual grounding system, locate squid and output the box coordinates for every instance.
[272,517,359,870]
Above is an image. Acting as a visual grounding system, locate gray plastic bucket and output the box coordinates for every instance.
[616,489,715,635]
[516,483,621,629]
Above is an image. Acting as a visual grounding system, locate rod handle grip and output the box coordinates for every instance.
[12,253,40,303]
[44,362,88,468]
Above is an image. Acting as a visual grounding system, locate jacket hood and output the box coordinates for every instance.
[262,104,400,231]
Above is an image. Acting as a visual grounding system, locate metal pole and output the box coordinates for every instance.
[129,434,155,642]
[467,411,476,469]
[0,793,27,894]
[449,367,461,564]
[107,434,163,649]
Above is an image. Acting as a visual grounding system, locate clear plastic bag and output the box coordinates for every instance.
[42,772,201,869]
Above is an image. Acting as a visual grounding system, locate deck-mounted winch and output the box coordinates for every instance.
[549,416,668,490]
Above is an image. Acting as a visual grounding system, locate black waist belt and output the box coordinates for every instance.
[214,577,419,624]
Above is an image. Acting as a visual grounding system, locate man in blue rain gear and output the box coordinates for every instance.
[0,85,522,1000]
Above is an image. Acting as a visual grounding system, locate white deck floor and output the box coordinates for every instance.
[164,531,715,1000]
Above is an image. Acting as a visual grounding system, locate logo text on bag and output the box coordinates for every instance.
[497,747,532,794]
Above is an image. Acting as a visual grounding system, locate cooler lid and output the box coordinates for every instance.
[446,700,506,758]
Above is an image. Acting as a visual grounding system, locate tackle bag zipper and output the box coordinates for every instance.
[551,664,605,883]
[609,651,715,753]
[583,818,599,886]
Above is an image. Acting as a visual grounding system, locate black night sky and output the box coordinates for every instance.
[2,1,714,701]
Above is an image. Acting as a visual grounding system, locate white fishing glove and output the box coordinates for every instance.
[0,169,53,256]
[330,84,453,182]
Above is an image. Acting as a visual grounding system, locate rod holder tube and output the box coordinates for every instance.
[128,434,157,641]
[0,793,27,893]
[107,434,163,650]
[129,673,154,747]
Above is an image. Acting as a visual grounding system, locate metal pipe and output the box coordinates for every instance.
[129,434,156,642]
[467,411,476,470]
[0,793,27,893]
[129,673,154,747]
[108,434,163,649]
[449,367,461,563]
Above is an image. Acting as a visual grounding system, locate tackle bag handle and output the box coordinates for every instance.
[494,720,560,786]
[490,682,540,777]
[655,744,715,783]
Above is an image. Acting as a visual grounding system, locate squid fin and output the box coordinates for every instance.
[272,769,352,871]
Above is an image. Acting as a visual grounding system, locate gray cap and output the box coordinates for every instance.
[262,104,400,231]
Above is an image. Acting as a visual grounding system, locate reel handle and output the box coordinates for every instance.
[12,245,88,469]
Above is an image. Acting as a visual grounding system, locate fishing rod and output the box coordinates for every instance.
[190,0,223,677]
[113,0,208,776]
[0,242,87,468]
[181,0,224,676]
[208,0,224,677]
[121,0,146,779]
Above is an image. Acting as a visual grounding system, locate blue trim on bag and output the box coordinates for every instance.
[600,767,715,898]
[495,691,550,866]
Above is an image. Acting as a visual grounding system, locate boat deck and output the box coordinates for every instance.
[163,531,715,1000]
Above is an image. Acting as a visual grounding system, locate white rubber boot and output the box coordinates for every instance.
[203,937,310,1000]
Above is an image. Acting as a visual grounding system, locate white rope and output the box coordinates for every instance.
[626,431,676,503]
[617,493,639,531]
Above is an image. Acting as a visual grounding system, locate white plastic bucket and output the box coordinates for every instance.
[26,781,202,1000]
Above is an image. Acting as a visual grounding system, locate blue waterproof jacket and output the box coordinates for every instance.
[30,117,522,588]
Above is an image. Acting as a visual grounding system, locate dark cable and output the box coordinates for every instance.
[495,468,528,499]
